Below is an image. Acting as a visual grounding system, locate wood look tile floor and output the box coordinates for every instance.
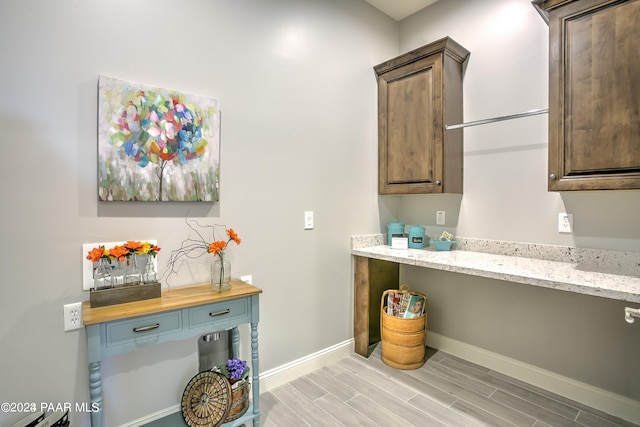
[258,345,638,427]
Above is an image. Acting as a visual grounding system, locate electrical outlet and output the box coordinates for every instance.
[240,274,253,284]
[64,302,83,331]
[558,213,573,233]
[436,211,446,225]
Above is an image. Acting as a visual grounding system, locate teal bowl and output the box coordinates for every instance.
[430,240,456,251]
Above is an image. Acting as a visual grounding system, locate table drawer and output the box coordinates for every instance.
[105,311,182,347]
[188,298,249,328]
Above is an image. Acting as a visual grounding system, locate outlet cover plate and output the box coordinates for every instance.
[558,213,573,233]
[64,302,83,331]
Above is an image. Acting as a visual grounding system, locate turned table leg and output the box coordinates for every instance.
[251,322,260,426]
[88,361,102,427]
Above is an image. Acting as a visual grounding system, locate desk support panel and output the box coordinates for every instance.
[354,256,398,357]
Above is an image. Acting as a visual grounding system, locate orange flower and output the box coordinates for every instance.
[227,228,242,245]
[208,240,227,256]
[109,245,130,262]
[207,228,240,258]
[123,240,161,255]
[86,246,106,263]
[125,240,145,252]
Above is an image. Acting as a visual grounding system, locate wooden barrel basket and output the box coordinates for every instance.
[224,379,250,423]
[380,287,427,370]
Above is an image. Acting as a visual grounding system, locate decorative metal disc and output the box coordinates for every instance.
[181,371,232,427]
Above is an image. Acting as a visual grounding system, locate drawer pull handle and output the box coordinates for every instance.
[210,309,231,317]
[133,323,160,333]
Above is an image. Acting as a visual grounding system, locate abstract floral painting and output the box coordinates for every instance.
[98,76,220,202]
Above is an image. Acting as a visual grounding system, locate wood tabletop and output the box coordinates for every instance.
[82,280,262,326]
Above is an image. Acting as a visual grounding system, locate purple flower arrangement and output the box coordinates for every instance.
[221,358,250,382]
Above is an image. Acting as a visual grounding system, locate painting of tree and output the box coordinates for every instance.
[98,76,220,202]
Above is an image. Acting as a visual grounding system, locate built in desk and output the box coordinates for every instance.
[351,235,640,357]
[82,280,262,427]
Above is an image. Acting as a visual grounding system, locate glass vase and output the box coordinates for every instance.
[124,257,142,286]
[211,256,231,292]
[142,256,158,283]
[112,258,140,287]
[111,259,126,287]
[133,254,156,284]
[93,258,112,289]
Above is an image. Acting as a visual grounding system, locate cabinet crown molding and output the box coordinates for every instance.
[374,36,469,77]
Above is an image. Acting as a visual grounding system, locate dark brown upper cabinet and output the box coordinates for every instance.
[534,0,640,191]
[374,37,469,195]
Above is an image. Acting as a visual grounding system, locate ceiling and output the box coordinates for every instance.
[365,0,441,21]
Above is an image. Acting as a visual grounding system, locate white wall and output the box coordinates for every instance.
[0,0,396,425]
[393,0,640,407]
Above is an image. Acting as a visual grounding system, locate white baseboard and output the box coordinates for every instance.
[120,338,355,427]
[121,404,181,427]
[426,332,640,425]
[259,338,355,393]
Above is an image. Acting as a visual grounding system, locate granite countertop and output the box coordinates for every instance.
[351,235,640,304]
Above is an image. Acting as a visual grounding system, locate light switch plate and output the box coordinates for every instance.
[304,211,314,230]
[82,240,158,290]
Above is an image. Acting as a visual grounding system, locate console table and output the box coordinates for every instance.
[82,280,262,427]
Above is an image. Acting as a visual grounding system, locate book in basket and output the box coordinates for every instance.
[386,291,401,316]
[403,294,425,318]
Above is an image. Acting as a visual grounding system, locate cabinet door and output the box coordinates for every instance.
[546,0,640,190]
[378,54,443,194]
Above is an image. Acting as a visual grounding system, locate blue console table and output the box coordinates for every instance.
[82,280,262,427]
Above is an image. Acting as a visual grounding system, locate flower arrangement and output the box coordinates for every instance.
[208,228,241,257]
[163,218,241,291]
[219,358,250,383]
[87,241,161,288]
[209,228,240,291]
[86,241,161,263]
